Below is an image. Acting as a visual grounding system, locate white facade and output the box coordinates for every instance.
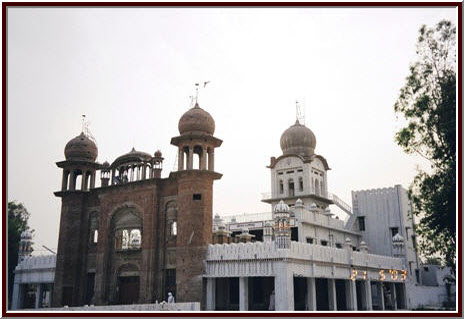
[351,185,420,283]
[11,255,56,310]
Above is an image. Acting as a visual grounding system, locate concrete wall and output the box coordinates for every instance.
[29,302,201,311]
[408,285,450,309]
[351,185,419,282]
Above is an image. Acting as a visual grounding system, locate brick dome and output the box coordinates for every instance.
[64,132,98,162]
[178,103,215,135]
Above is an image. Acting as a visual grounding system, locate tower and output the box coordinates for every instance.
[53,130,100,307]
[171,102,222,303]
[18,230,33,262]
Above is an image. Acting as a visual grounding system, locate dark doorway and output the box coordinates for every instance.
[215,278,239,310]
[118,276,139,304]
[21,284,37,309]
[335,279,347,310]
[86,273,95,305]
[293,277,307,310]
[62,286,73,307]
[315,278,329,310]
[249,277,274,310]
[356,280,363,310]
[249,229,263,242]
[291,227,298,241]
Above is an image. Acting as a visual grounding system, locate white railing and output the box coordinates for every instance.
[222,212,273,223]
[207,241,404,271]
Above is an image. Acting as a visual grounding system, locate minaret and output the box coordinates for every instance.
[53,123,99,307]
[170,97,222,303]
[18,230,33,262]
[273,200,291,249]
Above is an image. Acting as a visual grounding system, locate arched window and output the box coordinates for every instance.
[93,230,98,243]
[299,177,304,192]
[112,210,142,251]
[315,179,320,196]
[171,221,177,236]
[166,201,177,239]
[279,180,284,194]
[288,179,295,197]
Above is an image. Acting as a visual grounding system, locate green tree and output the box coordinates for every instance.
[8,201,33,309]
[394,20,456,278]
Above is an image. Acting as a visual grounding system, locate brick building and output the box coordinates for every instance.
[52,102,222,307]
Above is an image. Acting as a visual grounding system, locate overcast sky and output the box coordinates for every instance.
[7,7,456,253]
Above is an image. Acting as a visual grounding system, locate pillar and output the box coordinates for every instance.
[11,283,21,309]
[328,279,337,310]
[111,168,115,185]
[392,282,397,310]
[306,277,316,310]
[201,147,207,170]
[364,280,373,310]
[239,277,248,311]
[81,171,86,190]
[399,283,408,309]
[206,278,216,310]
[35,284,42,309]
[70,171,76,191]
[345,280,357,310]
[208,150,214,171]
[90,171,96,189]
[142,165,147,180]
[178,148,183,171]
[275,269,294,310]
[187,146,193,170]
[61,171,68,191]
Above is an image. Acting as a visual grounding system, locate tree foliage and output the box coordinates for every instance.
[394,20,456,277]
[8,201,33,308]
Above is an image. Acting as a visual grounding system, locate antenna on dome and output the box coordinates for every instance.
[195,83,200,104]
[296,100,305,125]
[81,114,97,145]
[81,114,86,133]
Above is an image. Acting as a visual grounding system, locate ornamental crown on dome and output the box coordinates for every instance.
[273,200,290,214]
[392,233,405,243]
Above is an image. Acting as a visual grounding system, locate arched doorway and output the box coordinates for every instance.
[117,264,140,305]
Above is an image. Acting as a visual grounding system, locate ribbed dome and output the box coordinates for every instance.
[64,132,98,162]
[178,103,215,135]
[112,147,151,167]
[20,230,32,240]
[280,120,316,157]
[274,200,290,213]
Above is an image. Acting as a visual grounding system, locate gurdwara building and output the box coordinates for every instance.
[11,101,455,312]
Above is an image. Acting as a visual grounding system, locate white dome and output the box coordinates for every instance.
[274,200,290,213]
[20,230,32,240]
[392,233,405,243]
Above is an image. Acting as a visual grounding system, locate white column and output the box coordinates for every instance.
[11,283,21,309]
[274,268,294,310]
[239,277,248,311]
[346,280,357,310]
[378,282,385,310]
[206,278,216,310]
[306,277,316,310]
[365,280,373,310]
[392,283,397,310]
[328,279,337,310]
[35,284,42,309]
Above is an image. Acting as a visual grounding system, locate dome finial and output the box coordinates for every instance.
[295,100,305,125]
